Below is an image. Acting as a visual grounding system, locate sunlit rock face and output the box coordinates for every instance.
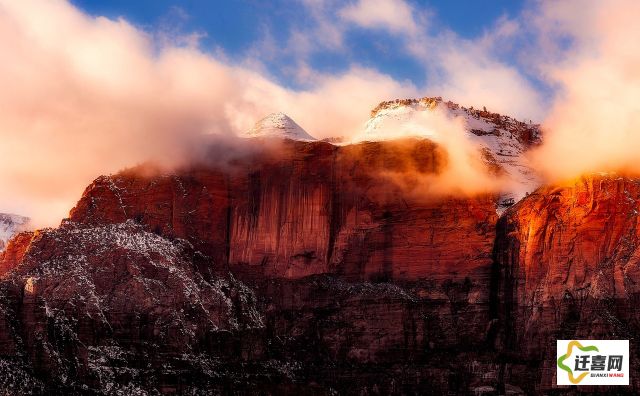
[493,174,640,391]
[66,140,502,389]
[5,135,640,394]
[0,230,35,275]
[0,139,505,394]
[68,139,498,285]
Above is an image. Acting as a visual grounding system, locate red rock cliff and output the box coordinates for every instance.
[7,141,640,394]
[0,138,505,394]
[69,139,498,284]
[493,174,640,392]
[0,231,35,275]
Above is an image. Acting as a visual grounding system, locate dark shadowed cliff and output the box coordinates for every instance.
[1,140,639,395]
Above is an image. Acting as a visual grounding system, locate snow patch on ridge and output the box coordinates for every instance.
[243,112,317,142]
[354,97,542,210]
[0,213,30,251]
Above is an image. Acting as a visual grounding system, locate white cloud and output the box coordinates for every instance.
[423,35,546,121]
[339,0,420,35]
[334,0,545,120]
[0,0,418,226]
[530,0,640,180]
[6,0,633,227]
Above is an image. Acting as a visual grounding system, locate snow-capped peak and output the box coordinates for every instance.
[357,97,539,143]
[0,213,30,251]
[354,97,542,211]
[244,112,317,142]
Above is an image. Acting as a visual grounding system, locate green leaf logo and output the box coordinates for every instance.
[557,340,599,384]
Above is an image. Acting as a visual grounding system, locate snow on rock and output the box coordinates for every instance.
[354,97,542,210]
[0,219,267,393]
[0,213,30,251]
[0,359,44,394]
[243,112,317,141]
[14,220,264,331]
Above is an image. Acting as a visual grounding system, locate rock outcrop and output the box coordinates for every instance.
[493,174,640,392]
[68,140,497,285]
[2,139,640,394]
[0,221,270,394]
[0,139,504,394]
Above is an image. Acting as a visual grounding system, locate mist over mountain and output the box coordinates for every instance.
[2,0,640,394]
[1,96,640,394]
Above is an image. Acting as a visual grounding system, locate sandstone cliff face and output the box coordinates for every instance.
[4,139,640,394]
[0,231,35,275]
[0,139,505,394]
[493,175,640,392]
[68,140,497,285]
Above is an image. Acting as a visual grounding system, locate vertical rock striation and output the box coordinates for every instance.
[493,175,640,392]
[4,140,640,394]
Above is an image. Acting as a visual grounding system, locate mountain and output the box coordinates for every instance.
[1,101,639,394]
[0,139,503,394]
[493,174,640,390]
[0,213,30,251]
[243,112,317,141]
[68,140,496,282]
[357,97,542,205]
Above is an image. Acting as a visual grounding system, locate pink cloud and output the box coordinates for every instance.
[6,0,632,228]
[530,0,640,181]
[0,0,419,226]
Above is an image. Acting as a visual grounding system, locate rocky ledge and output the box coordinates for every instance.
[1,140,639,394]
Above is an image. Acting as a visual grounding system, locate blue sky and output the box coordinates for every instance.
[71,0,529,89]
